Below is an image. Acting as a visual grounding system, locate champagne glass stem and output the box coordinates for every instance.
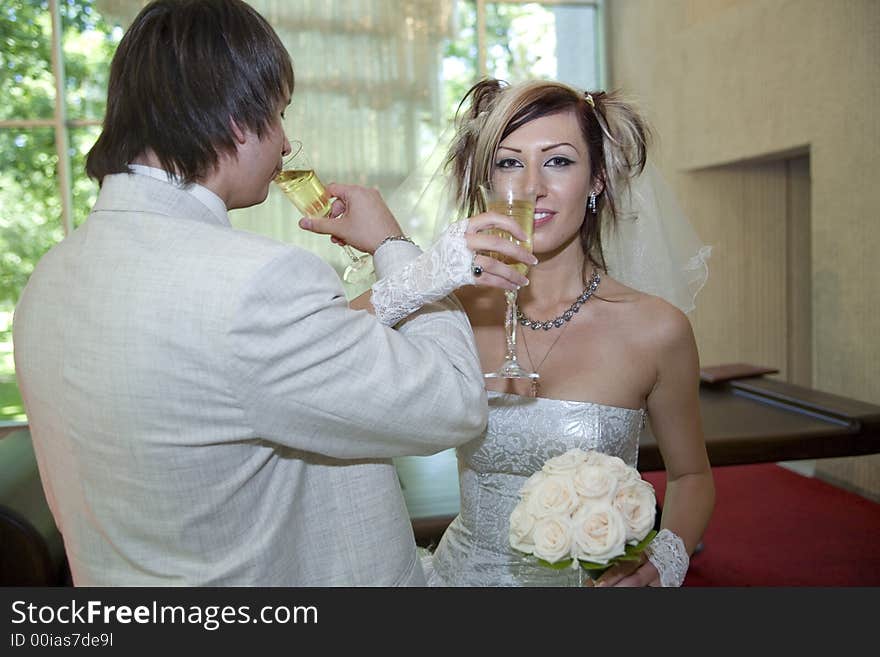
[504,289,519,364]
[342,245,361,262]
[484,287,537,379]
[341,245,373,284]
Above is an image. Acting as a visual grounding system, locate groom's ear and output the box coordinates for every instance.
[229,118,247,145]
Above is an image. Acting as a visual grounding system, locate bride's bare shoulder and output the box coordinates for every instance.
[599,276,694,348]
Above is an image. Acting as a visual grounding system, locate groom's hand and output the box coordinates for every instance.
[299,182,404,254]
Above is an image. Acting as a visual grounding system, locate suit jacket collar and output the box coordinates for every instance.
[93,173,232,228]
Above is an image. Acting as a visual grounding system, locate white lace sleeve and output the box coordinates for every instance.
[371,220,474,326]
[646,528,690,587]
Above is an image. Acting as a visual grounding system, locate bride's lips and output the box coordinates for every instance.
[533,208,555,228]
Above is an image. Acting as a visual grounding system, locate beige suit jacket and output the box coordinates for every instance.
[13,172,486,585]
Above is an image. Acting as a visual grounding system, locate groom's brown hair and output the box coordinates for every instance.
[86,0,294,184]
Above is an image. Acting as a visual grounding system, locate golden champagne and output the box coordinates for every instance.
[274,169,332,217]
[487,199,535,275]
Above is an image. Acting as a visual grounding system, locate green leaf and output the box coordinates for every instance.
[626,530,658,555]
[581,563,611,580]
[520,528,660,580]
[577,530,660,576]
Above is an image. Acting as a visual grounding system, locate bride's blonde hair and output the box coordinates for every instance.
[447,78,651,277]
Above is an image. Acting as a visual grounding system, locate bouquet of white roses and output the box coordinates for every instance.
[509,447,658,579]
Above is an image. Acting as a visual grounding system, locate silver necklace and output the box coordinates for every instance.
[516,269,601,331]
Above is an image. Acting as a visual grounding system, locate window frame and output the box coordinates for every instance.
[473,0,606,87]
[0,0,95,236]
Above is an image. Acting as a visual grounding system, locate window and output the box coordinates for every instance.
[0,0,604,422]
[0,0,124,421]
[442,1,605,121]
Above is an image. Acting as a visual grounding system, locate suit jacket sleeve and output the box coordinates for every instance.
[227,246,487,459]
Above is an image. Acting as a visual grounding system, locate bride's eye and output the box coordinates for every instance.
[494,157,522,169]
[546,156,574,167]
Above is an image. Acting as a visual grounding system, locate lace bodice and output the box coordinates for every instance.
[427,391,645,587]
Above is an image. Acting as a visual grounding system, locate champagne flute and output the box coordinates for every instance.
[274,140,373,283]
[481,182,539,380]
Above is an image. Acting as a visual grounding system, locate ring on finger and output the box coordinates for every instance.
[471,253,483,277]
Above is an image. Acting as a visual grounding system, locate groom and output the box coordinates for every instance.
[13,0,488,585]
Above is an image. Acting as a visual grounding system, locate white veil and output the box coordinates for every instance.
[385,125,459,245]
[386,127,711,315]
[603,161,711,314]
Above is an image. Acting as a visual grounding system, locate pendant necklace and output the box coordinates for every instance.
[517,269,601,397]
[521,321,571,397]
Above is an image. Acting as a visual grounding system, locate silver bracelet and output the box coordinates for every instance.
[375,234,417,250]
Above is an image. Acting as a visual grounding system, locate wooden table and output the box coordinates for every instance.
[639,376,880,471]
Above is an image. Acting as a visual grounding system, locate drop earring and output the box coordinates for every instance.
[588,191,597,214]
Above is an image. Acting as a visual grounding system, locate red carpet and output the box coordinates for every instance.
[643,463,880,586]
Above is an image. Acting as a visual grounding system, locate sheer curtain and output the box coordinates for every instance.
[97,0,454,293]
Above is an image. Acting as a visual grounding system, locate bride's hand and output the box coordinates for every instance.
[464,211,537,291]
[592,556,660,587]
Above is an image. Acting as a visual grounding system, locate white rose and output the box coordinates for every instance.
[583,450,612,467]
[508,502,538,553]
[583,450,632,475]
[601,454,640,484]
[570,503,627,564]
[541,448,589,476]
[613,480,657,542]
[531,516,573,564]
[572,463,620,503]
[518,470,548,500]
[525,474,580,519]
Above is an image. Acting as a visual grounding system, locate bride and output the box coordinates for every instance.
[312,78,715,586]
[426,78,714,587]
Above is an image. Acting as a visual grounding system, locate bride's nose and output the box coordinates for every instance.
[524,168,548,199]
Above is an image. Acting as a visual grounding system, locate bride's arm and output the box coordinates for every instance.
[600,304,715,587]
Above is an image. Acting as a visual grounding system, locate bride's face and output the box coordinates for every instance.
[491,109,593,257]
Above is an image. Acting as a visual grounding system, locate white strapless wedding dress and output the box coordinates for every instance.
[423,391,646,586]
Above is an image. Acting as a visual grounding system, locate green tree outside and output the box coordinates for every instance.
[441,1,557,125]
[0,0,121,419]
